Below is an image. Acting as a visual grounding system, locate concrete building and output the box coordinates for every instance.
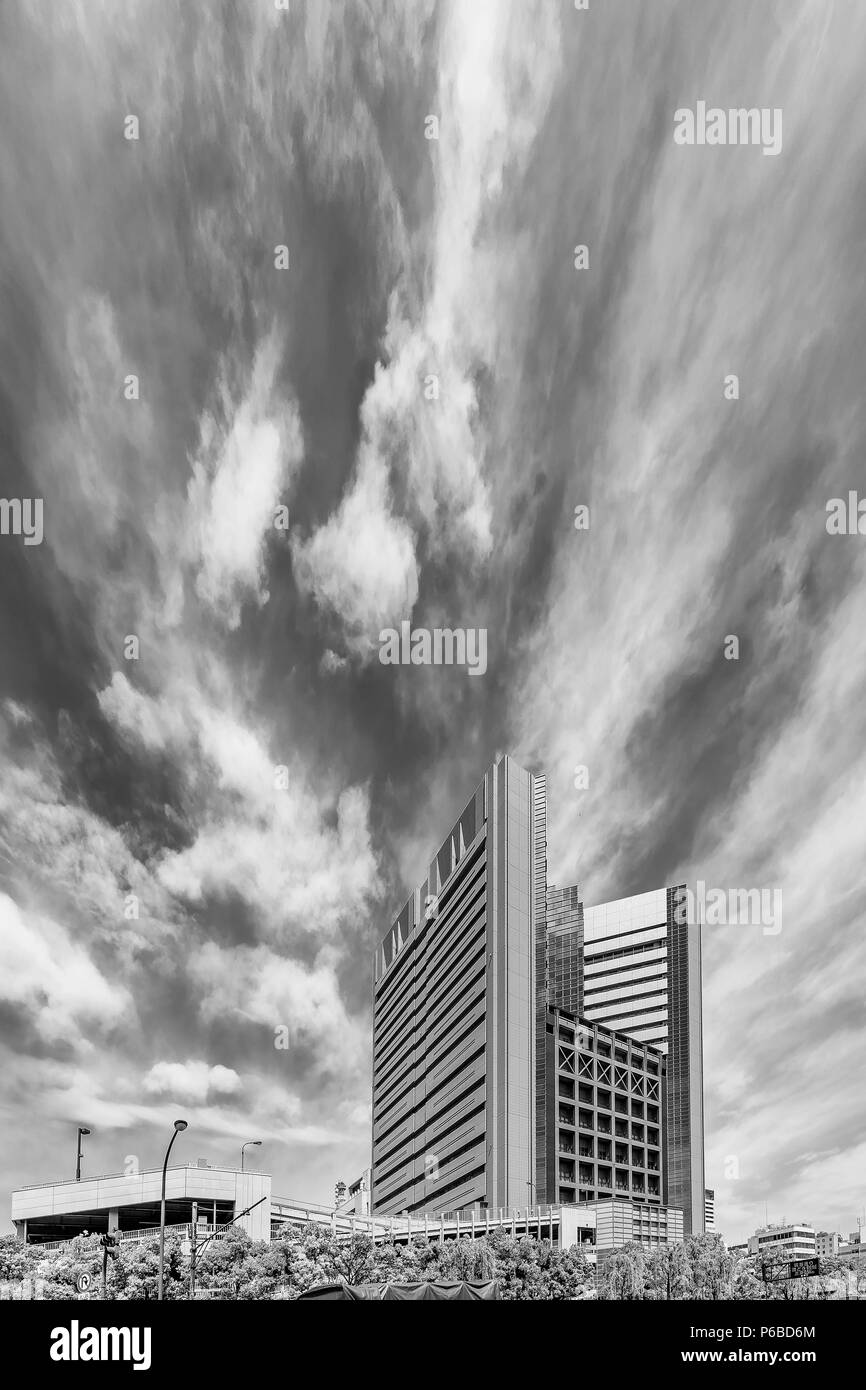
[816,1230,840,1258]
[748,1222,816,1263]
[705,1189,715,1232]
[372,756,544,1216]
[11,1164,271,1244]
[590,1197,683,1253]
[546,1007,665,1209]
[549,886,705,1235]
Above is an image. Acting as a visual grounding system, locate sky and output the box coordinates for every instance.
[0,0,864,1246]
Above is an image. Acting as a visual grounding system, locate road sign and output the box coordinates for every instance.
[762,1256,820,1282]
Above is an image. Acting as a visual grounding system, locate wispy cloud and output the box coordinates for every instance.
[0,0,864,1234]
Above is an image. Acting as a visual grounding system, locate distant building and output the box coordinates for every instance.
[838,1228,866,1265]
[748,1222,816,1264]
[704,1189,715,1232]
[336,1170,371,1217]
[816,1230,840,1258]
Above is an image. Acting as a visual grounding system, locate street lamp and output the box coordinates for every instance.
[241,1140,262,1173]
[158,1120,188,1301]
[75,1127,91,1182]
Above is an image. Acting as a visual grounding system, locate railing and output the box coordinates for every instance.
[30,1222,236,1253]
[14,1164,254,1193]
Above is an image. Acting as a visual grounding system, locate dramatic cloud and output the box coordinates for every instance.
[1,0,864,1240]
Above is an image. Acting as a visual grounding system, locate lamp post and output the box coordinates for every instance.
[241,1140,262,1173]
[158,1120,188,1301]
[75,1127,91,1182]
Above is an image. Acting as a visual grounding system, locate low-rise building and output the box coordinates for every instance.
[11,1164,271,1245]
[747,1222,816,1264]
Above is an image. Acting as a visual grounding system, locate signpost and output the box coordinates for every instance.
[762,1256,820,1282]
[99,1231,119,1298]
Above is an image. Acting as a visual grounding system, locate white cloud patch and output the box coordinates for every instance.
[143,1059,242,1105]
[0,894,130,1045]
[189,942,367,1078]
[188,331,304,628]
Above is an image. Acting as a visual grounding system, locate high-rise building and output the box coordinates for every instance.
[371,756,545,1215]
[371,757,706,1239]
[547,886,706,1235]
[705,1188,715,1231]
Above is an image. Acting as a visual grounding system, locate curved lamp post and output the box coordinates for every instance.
[241,1140,262,1173]
[75,1126,91,1182]
[158,1120,188,1301]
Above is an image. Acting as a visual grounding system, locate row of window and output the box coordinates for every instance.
[559,1137,660,1168]
[556,1094,661,1126]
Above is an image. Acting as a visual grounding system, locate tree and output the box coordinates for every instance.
[334,1180,348,1207]
[0,1234,35,1290]
[684,1232,735,1300]
[548,1243,595,1300]
[731,1251,768,1300]
[600,1241,646,1300]
[645,1242,690,1300]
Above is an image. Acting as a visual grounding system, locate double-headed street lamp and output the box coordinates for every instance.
[158,1119,188,1301]
[241,1140,262,1173]
[75,1127,91,1182]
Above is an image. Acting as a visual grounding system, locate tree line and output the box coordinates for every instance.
[0,1228,859,1301]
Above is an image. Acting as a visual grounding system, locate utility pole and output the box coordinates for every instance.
[190,1202,198,1301]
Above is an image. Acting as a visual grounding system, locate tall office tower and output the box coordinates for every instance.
[371,756,545,1216]
[704,1188,715,1232]
[549,885,705,1235]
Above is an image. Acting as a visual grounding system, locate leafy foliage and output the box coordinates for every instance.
[2,1225,854,1301]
